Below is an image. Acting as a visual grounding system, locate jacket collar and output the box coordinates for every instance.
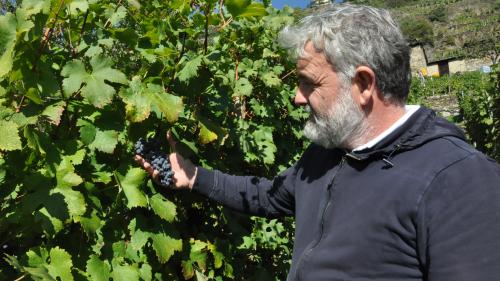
[345,107,466,163]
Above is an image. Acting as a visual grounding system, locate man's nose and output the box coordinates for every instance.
[294,88,308,105]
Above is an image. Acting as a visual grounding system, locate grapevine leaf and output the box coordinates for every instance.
[68,0,89,15]
[195,270,209,281]
[198,122,218,144]
[181,261,194,280]
[89,55,128,85]
[233,78,253,97]
[252,126,277,165]
[86,255,111,281]
[51,187,86,220]
[56,158,83,189]
[120,76,151,122]
[177,55,203,83]
[139,263,152,281]
[21,0,51,15]
[109,6,128,26]
[61,60,87,95]
[151,233,182,264]
[261,71,281,87]
[46,247,74,281]
[130,228,149,250]
[85,45,103,58]
[80,210,102,237]
[42,101,66,125]
[36,207,64,235]
[89,129,118,154]
[149,194,177,223]
[53,158,86,219]
[225,0,251,18]
[0,13,16,78]
[111,264,140,281]
[77,119,97,145]
[61,56,127,107]
[238,3,267,18]
[207,243,224,269]
[147,85,183,123]
[0,120,22,151]
[118,168,148,209]
[189,240,208,271]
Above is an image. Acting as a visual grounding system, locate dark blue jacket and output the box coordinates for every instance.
[193,107,500,281]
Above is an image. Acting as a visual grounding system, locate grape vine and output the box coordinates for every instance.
[0,0,305,280]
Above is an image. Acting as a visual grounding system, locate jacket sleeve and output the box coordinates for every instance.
[418,153,500,281]
[191,164,297,218]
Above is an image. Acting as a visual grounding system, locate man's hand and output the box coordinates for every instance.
[134,131,197,190]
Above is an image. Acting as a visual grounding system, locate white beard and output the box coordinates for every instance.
[303,87,368,149]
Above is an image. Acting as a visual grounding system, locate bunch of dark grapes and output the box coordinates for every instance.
[135,138,174,186]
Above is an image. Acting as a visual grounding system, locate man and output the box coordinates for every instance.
[136,4,500,281]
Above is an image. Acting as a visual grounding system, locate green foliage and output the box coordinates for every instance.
[399,16,434,45]
[427,5,446,22]
[0,1,304,280]
[409,68,499,161]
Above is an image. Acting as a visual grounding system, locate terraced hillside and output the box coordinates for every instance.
[347,0,499,64]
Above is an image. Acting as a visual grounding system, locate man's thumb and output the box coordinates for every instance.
[166,130,177,150]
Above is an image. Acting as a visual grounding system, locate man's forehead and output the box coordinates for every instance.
[296,47,329,71]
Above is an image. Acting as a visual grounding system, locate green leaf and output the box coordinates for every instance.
[89,129,118,153]
[139,263,152,281]
[225,0,251,18]
[111,264,140,281]
[233,78,253,97]
[109,6,128,26]
[77,119,97,145]
[56,158,83,189]
[261,71,281,87]
[118,168,148,209]
[21,0,51,15]
[36,207,64,234]
[238,3,267,18]
[46,247,74,281]
[149,194,177,223]
[120,76,152,122]
[252,126,277,165]
[61,56,128,107]
[86,255,111,281]
[80,210,102,237]
[147,84,184,123]
[0,13,17,78]
[68,0,89,15]
[61,60,87,95]
[0,120,22,151]
[53,158,86,219]
[151,233,182,263]
[177,55,203,83]
[42,101,66,125]
[199,122,218,144]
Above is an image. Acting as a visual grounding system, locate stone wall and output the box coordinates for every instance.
[410,46,427,75]
[449,57,492,74]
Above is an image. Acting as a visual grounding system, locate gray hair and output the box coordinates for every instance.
[279,4,411,105]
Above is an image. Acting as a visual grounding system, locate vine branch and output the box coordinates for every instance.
[33,0,66,72]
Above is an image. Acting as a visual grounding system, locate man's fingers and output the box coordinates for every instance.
[135,154,157,178]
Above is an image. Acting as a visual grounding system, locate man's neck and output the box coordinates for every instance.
[346,105,406,150]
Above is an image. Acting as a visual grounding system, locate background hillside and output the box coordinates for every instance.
[347,0,499,64]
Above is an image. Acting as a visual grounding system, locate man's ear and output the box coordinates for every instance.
[353,66,376,106]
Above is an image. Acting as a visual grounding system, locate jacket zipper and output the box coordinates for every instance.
[296,156,346,281]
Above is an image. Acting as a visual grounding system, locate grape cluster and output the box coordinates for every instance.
[135,138,174,186]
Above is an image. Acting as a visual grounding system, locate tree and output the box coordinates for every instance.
[399,16,434,45]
